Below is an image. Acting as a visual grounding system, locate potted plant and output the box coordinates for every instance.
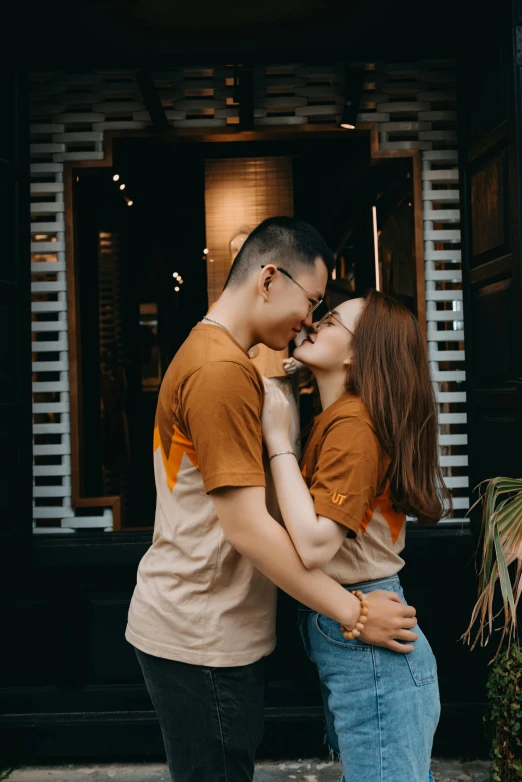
[463,477,522,781]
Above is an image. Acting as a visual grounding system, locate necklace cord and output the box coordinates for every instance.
[202,316,232,335]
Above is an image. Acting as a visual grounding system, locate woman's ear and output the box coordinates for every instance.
[258,264,276,302]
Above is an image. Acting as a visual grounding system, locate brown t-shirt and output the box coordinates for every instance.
[126,323,277,666]
[301,393,406,585]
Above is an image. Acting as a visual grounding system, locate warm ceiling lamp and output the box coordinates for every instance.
[113,174,120,182]
[340,66,364,130]
[120,183,126,190]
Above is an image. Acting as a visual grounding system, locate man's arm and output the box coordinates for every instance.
[212,486,418,653]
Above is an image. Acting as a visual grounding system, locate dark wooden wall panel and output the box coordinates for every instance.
[87,596,142,683]
[0,597,60,686]
[472,277,514,384]
[464,14,507,146]
[0,70,32,559]
[459,2,522,522]
[0,180,17,283]
[470,148,508,262]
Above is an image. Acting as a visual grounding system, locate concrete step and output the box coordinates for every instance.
[4,759,491,782]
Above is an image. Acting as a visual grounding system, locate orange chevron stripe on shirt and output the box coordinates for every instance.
[360,482,405,545]
[154,424,200,492]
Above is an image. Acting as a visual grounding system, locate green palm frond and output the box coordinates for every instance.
[462,477,522,661]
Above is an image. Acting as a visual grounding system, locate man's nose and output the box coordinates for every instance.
[302,310,314,329]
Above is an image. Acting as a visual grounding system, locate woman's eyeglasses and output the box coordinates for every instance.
[315,310,354,336]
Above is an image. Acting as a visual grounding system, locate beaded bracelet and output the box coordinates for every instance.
[340,590,368,639]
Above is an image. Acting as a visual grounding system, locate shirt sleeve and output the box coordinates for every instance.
[310,418,380,534]
[181,361,266,494]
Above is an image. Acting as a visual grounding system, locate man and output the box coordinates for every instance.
[126,217,418,782]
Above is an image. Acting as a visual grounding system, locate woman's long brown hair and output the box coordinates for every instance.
[346,290,452,523]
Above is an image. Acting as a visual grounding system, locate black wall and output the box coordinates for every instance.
[0,526,490,764]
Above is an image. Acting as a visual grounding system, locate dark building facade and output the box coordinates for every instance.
[1,0,522,764]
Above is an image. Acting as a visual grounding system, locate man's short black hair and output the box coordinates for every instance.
[224,216,335,288]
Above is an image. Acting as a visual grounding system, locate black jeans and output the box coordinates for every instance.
[135,648,265,782]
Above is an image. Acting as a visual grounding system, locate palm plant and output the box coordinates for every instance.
[462,477,522,659]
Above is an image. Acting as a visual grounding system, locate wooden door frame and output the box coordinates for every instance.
[63,122,426,529]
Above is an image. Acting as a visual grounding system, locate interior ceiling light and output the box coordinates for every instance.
[340,66,364,130]
[203,248,209,254]
[173,272,179,278]
[113,174,120,181]
[120,183,126,190]
[127,200,133,206]
[174,286,180,292]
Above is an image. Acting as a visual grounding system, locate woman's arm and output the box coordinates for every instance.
[268,450,348,569]
[262,382,350,569]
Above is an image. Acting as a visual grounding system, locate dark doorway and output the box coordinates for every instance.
[74,148,208,524]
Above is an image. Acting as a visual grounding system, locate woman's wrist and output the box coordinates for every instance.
[266,439,293,457]
[341,590,369,639]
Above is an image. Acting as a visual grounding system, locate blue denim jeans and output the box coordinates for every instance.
[299,575,440,782]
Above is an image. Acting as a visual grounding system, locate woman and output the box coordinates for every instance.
[261,290,451,782]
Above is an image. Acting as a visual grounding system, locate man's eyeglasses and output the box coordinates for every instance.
[261,265,323,314]
[315,310,354,336]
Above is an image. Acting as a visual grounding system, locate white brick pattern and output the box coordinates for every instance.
[376,63,467,522]
[29,62,465,531]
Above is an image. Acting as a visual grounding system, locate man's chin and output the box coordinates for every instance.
[260,333,292,351]
[265,340,289,352]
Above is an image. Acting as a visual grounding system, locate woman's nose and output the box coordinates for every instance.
[311,321,320,333]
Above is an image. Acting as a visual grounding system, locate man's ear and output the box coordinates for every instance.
[258,264,276,302]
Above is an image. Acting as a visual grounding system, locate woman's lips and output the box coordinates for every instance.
[305,335,314,344]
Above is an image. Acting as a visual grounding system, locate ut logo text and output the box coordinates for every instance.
[332,492,347,505]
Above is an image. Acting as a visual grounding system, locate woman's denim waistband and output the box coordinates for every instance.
[341,574,400,591]
[298,574,401,612]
